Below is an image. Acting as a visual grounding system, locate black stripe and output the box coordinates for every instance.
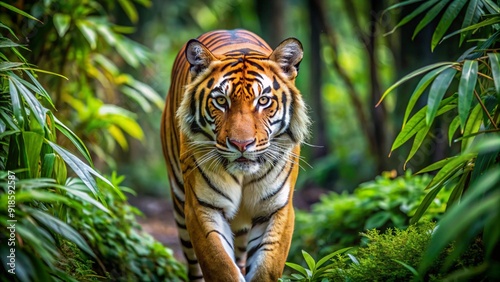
[181,238,193,248]
[223,68,242,77]
[196,161,233,203]
[273,76,280,90]
[188,273,204,280]
[207,77,214,88]
[247,59,265,71]
[247,70,263,79]
[234,228,249,237]
[247,241,277,261]
[206,230,233,250]
[198,89,206,127]
[261,162,294,201]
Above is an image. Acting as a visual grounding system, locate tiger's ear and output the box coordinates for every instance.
[185,39,216,76]
[269,38,303,79]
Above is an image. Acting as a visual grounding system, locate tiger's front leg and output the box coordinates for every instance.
[184,180,245,282]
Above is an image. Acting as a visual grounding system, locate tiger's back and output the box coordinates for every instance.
[161,29,309,281]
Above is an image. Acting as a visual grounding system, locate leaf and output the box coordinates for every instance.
[22,131,44,178]
[0,62,23,71]
[384,0,439,35]
[416,156,455,174]
[405,125,430,168]
[458,60,478,131]
[0,2,42,23]
[53,13,71,37]
[426,67,457,125]
[391,103,456,153]
[425,152,475,190]
[316,247,351,268]
[54,116,93,165]
[461,103,483,152]
[76,20,97,49]
[460,0,482,45]
[29,208,96,258]
[8,76,25,128]
[10,75,48,129]
[442,16,500,42]
[302,250,316,272]
[488,53,500,99]
[117,0,139,23]
[377,62,457,106]
[48,141,114,198]
[413,0,451,40]
[448,116,461,146]
[285,262,308,277]
[402,65,452,128]
[431,0,468,51]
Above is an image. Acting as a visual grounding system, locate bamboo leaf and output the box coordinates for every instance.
[405,125,430,168]
[488,53,500,99]
[460,0,482,45]
[448,115,461,145]
[416,156,456,174]
[413,0,451,40]
[458,60,478,131]
[378,62,456,106]
[10,74,48,129]
[431,0,468,51]
[442,16,500,42]
[117,0,138,23]
[8,76,25,128]
[0,2,42,23]
[402,65,452,128]
[426,152,476,190]
[426,67,457,125]
[385,0,439,35]
[0,62,23,71]
[461,103,483,152]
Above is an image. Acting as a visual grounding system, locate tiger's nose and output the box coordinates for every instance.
[227,138,256,152]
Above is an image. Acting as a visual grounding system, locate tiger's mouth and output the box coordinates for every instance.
[235,156,253,163]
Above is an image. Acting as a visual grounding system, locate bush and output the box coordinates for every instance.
[289,171,450,263]
[283,221,485,282]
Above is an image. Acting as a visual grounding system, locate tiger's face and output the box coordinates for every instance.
[177,39,310,175]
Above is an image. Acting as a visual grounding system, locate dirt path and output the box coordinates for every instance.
[128,195,185,263]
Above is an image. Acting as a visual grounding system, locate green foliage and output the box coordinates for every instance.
[381,0,500,279]
[0,3,184,281]
[66,175,186,281]
[289,172,449,264]
[284,222,485,282]
[1,0,163,168]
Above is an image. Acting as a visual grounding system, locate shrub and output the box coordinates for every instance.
[289,171,449,263]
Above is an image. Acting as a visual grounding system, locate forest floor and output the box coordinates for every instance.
[129,186,326,263]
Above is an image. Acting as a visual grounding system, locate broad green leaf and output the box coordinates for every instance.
[378,62,456,106]
[76,20,97,49]
[488,53,500,99]
[431,0,467,51]
[402,65,452,128]
[461,103,483,152]
[413,0,451,40]
[302,250,316,272]
[384,0,438,35]
[460,0,481,45]
[426,67,457,125]
[22,131,43,178]
[53,13,71,37]
[458,60,478,131]
[41,153,56,179]
[448,115,461,145]
[285,262,308,277]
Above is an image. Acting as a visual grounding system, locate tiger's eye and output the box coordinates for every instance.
[216,96,227,106]
[258,96,270,106]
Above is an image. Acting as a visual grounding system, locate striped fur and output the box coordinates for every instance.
[161,29,310,281]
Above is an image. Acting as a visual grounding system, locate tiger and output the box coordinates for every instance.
[161,29,310,281]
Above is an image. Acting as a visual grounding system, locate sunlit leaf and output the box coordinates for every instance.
[426,67,457,125]
[413,0,451,40]
[458,60,478,131]
[285,262,308,277]
[76,20,97,49]
[107,124,128,150]
[53,13,71,37]
[488,53,500,99]
[378,62,456,106]
[431,0,467,51]
[117,0,138,23]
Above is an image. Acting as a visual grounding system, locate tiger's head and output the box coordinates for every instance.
[177,38,310,175]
